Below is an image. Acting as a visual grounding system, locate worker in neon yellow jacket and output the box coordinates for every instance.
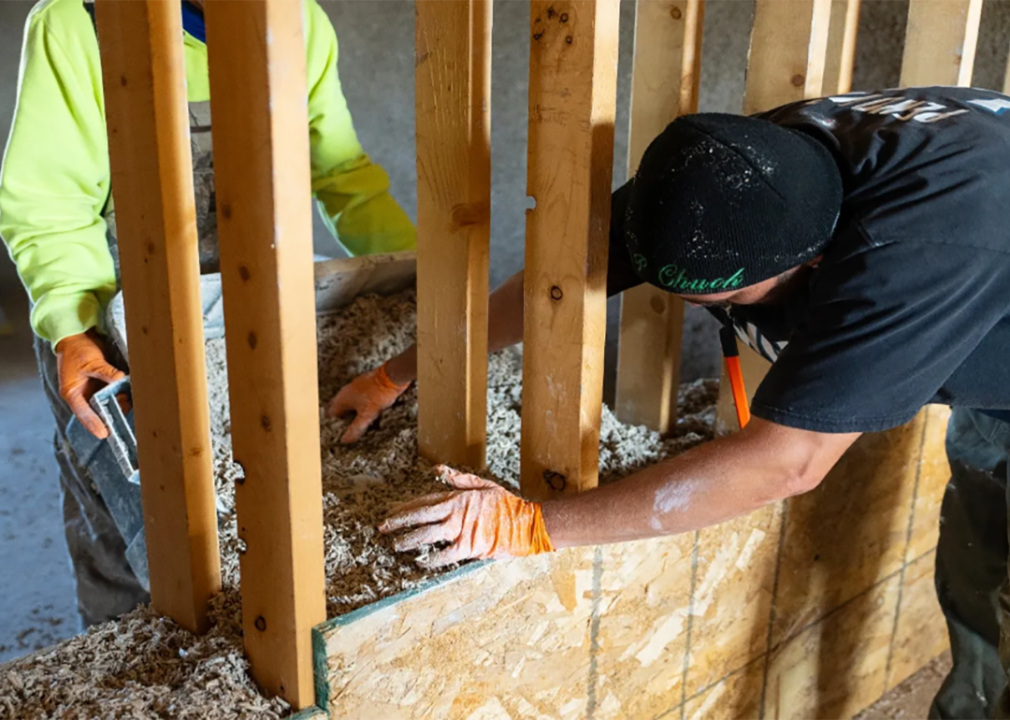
[0,0,415,628]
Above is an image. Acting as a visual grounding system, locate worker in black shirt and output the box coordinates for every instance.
[331,86,1010,718]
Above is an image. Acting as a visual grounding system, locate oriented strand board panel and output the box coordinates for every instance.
[205,0,325,707]
[521,0,620,498]
[614,0,703,433]
[415,0,491,469]
[905,405,951,561]
[765,576,901,720]
[314,251,416,314]
[772,412,926,646]
[900,0,982,87]
[887,550,948,690]
[315,536,695,719]
[310,396,950,718]
[684,504,781,696]
[94,0,220,634]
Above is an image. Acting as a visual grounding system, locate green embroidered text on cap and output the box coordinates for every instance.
[658,265,745,293]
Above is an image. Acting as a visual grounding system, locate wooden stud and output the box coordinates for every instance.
[743,0,832,115]
[520,0,620,499]
[1003,43,1010,96]
[900,0,982,87]
[415,0,492,470]
[823,0,861,95]
[204,0,325,708]
[95,0,220,634]
[614,0,704,434]
[716,0,832,432]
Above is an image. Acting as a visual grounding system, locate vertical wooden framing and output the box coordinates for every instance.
[205,0,325,708]
[520,0,620,499]
[900,0,983,87]
[715,0,832,432]
[95,0,221,634]
[744,0,832,115]
[823,0,861,94]
[415,0,492,470]
[614,0,704,434]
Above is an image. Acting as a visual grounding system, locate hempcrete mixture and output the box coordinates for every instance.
[1,289,717,720]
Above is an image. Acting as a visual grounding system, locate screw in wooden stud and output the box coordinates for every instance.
[550,286,563,300]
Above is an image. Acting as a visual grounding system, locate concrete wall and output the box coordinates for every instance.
[3,0,1010,391]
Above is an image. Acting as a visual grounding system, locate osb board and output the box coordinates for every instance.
[315,535,696,720]
[313,406,952,720]
[314,250,416,313]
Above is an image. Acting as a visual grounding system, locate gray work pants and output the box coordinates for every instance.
[932,408,1010,719]
[33,335,149,630]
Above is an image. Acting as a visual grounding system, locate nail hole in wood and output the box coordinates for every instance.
[550,286,563,301]
[247,332,257,350]
[261,415,271,431]
[239,265,250,281]
[254,616,266,632]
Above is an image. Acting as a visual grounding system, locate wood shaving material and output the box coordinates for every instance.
[1,289,716,719]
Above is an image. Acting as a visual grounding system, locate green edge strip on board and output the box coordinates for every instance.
[312,620,330,716]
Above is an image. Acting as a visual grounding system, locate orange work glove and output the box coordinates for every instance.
[326,362,410,444]
[378,465,555,567]
[55,330,127,440]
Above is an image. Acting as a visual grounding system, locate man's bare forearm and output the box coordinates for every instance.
[386,270,525,385]
[541,418,859,549]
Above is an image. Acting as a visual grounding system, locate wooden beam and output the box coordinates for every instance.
[415,0,491,470]
[614,0,703,434]
[900,0,982,87]
[743,0,832,115]
[823,0,861,94]
[94,0,220,634]
[520,0,620,499]
[1003,42,1010,96]
[204,0,325,708]
[716,0,832,432]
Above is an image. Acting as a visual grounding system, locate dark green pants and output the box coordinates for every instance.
[931,408,1010,719]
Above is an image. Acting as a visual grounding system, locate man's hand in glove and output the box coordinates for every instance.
[378,465,555,567]
[55,330,127,440]
[326,363,411,444]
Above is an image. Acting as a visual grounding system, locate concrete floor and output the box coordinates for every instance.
[1,3,1009,714]
[0,264,80,663]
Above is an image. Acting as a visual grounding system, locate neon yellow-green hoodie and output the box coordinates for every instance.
[0,0,416,346]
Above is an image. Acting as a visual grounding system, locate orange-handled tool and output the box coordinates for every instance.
[720,323,751,429]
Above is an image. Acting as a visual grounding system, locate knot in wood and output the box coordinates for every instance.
[650,295,666,314]
[791,74,805,88]
[543,470,567,492]
[670,6,682,19]
[550,286,563,301]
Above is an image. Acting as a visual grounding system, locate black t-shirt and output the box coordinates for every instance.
[606,87,1010,433]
